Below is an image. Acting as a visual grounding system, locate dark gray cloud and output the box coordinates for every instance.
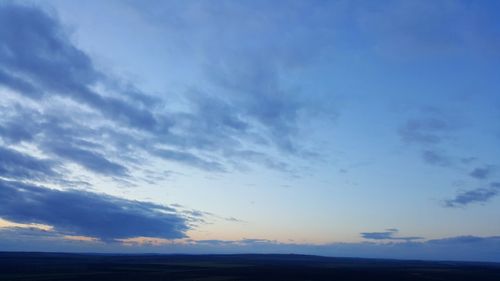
[45,143,128,177]
[0,179,189,241]
[0,146,58,181]
[0,121,33,144]
[0,69,41,98]
[0,107,131,178]
[444,183,500,208]
[469,166,495,180]
[0,3,160,131]
[0,2,156,178]
[361,228,423,242]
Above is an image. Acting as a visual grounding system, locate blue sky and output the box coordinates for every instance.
[1,0,500,262]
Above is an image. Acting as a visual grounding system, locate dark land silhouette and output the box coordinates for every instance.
[1,252,500,280]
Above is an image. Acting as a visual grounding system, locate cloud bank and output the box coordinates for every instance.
[0,179,188,241]
[1,227,499,262]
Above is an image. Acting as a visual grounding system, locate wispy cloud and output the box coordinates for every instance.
[444,183,500,208]
[399,117,453,145]
[469,166,496,180]
[421,150,452,167]
[398,109,459,169]
[0,146,59,181]
[154,148,225,172]
[398,108,500,208]
[0,2,319,181]
[361,229,423,242]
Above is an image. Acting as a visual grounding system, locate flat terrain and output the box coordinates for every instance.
[1,252,499,281]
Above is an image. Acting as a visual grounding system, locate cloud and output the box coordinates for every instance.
[154,148,224,172]
[0,179,189,241]
[361,229,423,242]
[45,143,128,177]
[444,183,500,208]
[126,0,338,154]
[469,166,495,180]
[398,112,457,168]
[0,106,132,178]
[0,146,59,181]
[399,118,452,145]
[0,1,320,181]
[427,235,499,245]
[397,109,500,207]
[0,3,160,131]
[421,150,452,167]
[0,113,36,144]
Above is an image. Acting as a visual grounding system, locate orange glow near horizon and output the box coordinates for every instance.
[0,218,53,231]
[62,235,100,242]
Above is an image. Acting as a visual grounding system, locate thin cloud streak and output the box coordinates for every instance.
[445,183,500,208]
[360,229,424,242]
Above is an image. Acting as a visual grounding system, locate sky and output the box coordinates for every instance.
[1,0,500,262]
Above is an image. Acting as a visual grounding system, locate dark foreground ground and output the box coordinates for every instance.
[1,252,500,281]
